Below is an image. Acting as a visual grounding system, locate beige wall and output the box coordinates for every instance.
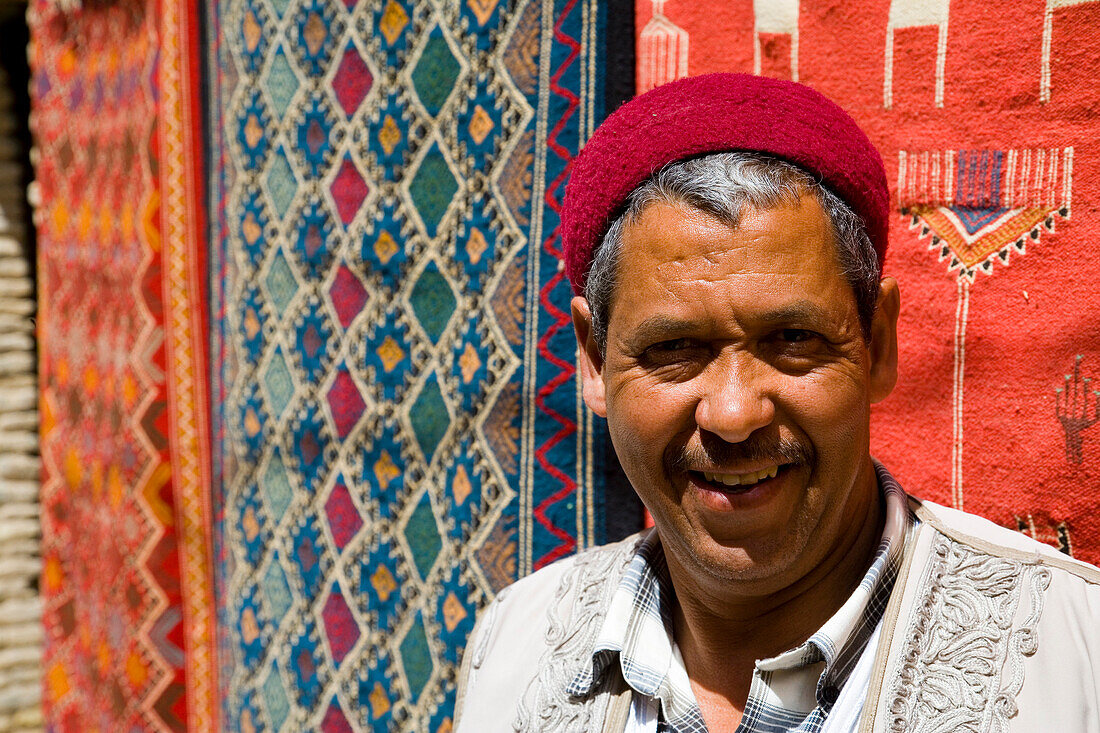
[0,52,42,733]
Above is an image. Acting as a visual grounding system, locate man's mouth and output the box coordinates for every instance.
[695,465,781,492]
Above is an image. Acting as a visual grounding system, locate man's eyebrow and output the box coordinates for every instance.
[621,314,699,347]
[621,301,836,346]
[754,300,834,326]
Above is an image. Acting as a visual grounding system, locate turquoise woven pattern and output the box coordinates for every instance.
[206,0,614,729]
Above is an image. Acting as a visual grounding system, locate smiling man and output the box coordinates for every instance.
[454,74,1100,733]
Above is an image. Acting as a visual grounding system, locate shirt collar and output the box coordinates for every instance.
[566,528,673,698]
[568,461,912,717]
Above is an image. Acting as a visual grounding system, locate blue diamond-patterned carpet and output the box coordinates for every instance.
[206,0,637,729]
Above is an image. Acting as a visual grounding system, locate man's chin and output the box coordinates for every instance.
[662,522,813,592]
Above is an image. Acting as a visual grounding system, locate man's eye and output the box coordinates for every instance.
[638,338,705,364]
[777,329,815,343]
[648,338,697,353]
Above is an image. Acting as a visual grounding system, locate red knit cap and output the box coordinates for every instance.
[561,73,889,295]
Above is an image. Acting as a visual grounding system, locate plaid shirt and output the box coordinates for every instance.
[567,463,913,733]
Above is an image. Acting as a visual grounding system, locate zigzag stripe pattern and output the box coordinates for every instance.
[533,0,583,570]
[158,0,218,728]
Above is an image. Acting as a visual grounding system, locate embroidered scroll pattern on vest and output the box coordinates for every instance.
[887,536,1051,732]
[513,539,637,732]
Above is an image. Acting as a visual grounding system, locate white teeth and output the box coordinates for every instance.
[702,465,779,487]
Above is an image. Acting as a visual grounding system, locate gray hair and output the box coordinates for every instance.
[584,152,881,355]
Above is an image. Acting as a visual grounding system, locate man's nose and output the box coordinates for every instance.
[694,354,775,444]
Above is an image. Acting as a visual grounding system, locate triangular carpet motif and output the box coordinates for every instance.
[899,148,1072,282]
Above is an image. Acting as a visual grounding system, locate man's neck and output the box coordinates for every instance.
[664,467,885,724]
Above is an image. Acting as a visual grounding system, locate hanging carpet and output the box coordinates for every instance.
[205,0,636,730]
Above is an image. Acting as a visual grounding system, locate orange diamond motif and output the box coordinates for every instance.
[378,114,402,156]
[374,229,399,263]
[50,199,69,237]
[244,113,264,150]
[466,227,488,264]
[46,662,70,701]
[244,307,261,340]
[58,47,75,77]
[63,448,81,491]
[126,651,148,687]
[442,592,468,632]
[467,0,498,26]
[467,104,494,145]
[376,335,405,373]
[452,464,472,505]
[436,718,453,733]
[82,364,98,393]
[243,10,262,53]
[373,449,401,488]
[370,564,398,601]
[43,554,62,593]
[242,210,262,247]
[241,607,260,644]
[369,681,392,718]
[458,342,481,384]
[379,0,410,46]
[304,12,326,56]
[243,505,260,542]
[244,407,262,438]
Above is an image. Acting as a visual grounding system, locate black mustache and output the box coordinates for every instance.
[665,433,813,473]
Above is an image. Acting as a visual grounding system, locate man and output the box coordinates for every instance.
[454,73,1100,732]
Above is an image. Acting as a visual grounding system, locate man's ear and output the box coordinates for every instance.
[571,296,608,417]
[868,277,900,404]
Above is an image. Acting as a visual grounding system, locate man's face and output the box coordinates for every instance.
[573,195,899,596]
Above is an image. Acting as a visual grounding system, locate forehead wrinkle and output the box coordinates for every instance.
[647,222,823,288]
[608,196,857,336]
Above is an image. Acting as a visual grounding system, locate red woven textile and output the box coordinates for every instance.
[635,0,1100,564]
[31,0,216,729]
